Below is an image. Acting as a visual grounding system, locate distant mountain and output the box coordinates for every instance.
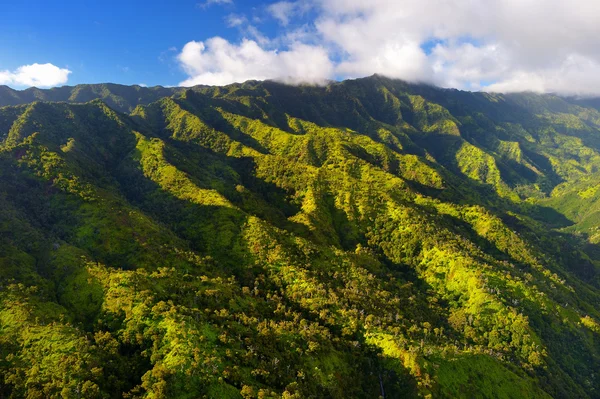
[0,75,599,398]
[0,83,183,112]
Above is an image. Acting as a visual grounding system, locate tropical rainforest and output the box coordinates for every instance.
[0,75,599,398]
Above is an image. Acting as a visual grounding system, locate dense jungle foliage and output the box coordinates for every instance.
[0,75,599,398]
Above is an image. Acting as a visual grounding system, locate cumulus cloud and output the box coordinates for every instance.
[178,0,600,95]
[178,37,333,86]
[0,63,71,87]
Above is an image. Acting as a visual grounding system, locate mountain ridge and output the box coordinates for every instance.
[3,75,599,114]
[0,82,183,113]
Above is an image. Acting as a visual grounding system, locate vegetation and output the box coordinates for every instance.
[0,75,599,398]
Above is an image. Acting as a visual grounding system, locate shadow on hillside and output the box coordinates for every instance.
[165,141,315,237]
[543,119,600,154]
[162,95,600,287]
[109,138,429,397]
[174,92,273,154]
[113,144,317,270]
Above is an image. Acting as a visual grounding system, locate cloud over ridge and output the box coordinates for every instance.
[178,0,600,95]
[178,37,333,86]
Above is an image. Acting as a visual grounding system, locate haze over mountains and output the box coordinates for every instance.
[1,75,600,398]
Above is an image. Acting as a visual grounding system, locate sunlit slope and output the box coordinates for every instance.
[0,76,599,398]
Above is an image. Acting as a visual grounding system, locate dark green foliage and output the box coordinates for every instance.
[0,83,183,113]
[0,76,600,398]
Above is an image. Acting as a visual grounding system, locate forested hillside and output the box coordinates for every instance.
[0,75,599,398]
[0,83,182,113]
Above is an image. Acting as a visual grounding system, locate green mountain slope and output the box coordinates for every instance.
[0,76,599,398]
[0,83,183,113]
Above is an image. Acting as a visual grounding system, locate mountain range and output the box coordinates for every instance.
[1,75,599,398]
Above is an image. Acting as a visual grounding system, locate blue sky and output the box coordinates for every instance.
[1,0,282,87]
[2,0,600,95]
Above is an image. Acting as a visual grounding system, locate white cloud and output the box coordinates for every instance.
[486,55,600,96]
[178,38,333,86]
[429,43,511,90]
[178,0,600,95]
[244,25,271,46]
[314,0,600,95]
[226,13,246,27]
[267,2,296,26]
[0,63,71,88]
[267,1,314,26]
[223,13,270,45]
[197,0,233,8]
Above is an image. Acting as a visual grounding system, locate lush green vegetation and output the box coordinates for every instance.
[0,75,599,398]
[0,83,182,113]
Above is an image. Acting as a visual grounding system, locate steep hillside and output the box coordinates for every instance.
[0,76,599,398]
